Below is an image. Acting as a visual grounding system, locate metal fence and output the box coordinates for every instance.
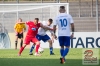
[0,0,100,32]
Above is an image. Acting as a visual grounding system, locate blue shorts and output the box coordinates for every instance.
[58,36,70,46]
[36,34,50,42]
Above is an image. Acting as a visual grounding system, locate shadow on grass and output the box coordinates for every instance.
[0,58,99,66]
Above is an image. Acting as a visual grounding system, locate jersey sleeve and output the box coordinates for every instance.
[23,24,26,29]
[53,17,58,25]
[26,21,31,25]
[69,15,74,24]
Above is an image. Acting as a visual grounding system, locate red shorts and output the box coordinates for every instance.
[24,36,39,45]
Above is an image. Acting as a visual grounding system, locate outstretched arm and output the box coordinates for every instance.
[40,23,53,31]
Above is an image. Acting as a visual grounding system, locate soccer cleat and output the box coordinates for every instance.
[50,53,55,55]
[29,53,33,55]
[60,58,65,64]
[34,53,41,56]
[18,54,21,56]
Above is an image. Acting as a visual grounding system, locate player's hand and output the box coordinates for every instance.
[15,32,18,35]
[54,34,57,40]
[71,33,74,38]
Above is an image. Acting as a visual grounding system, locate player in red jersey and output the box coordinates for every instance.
[18,18,53,56]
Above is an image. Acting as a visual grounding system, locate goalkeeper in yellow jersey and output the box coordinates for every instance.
[14,18,26,49]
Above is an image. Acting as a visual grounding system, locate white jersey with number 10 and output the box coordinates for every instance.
[54,13,74,36]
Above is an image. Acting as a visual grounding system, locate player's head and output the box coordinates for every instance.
[47,18,53,26]
[34,18,39,24]
[59,6,66,13]
[18,18,22,22]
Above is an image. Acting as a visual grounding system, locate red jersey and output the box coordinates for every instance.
[26,21,40,37]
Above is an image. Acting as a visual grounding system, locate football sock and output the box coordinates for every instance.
[60,48,64,57]
[19,47,24,54]
[30,45,35,53]
[50,47,53,54]
[35,44,40,53]
[20,40,23,48]
[15,41,18,49]
[63,48,69,58]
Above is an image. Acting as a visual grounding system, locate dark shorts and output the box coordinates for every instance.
[16,33,23,39]
[36,34,50,42]
[58,36,70,46]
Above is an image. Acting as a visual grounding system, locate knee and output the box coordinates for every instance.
[65,46,70,48]
[48,40,52,44]
[61,46,64,49]
[36,41,40,45]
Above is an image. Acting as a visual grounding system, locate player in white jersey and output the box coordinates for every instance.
[29,19,55,55]
[53,6,74,64]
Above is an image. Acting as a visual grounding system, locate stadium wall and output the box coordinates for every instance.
[0,0,100,49]
[0,0,100,32]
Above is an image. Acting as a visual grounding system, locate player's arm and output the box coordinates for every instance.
[14,24,18,34]
[23,24,26,32]
[51,32,57,43]
[49,30,55,43]
[70,15,74,38]
[40,23,53,31]
[53,17,58,39]
[53,25,57,39]
[71,23,74,38]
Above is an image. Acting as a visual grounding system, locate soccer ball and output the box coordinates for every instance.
[38,47,44,53]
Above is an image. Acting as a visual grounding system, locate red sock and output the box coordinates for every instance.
[19,47,24,54]
[35,44,40,53]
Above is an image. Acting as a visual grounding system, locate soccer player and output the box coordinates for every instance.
[29,18,55,55]
[18,18,53,56]
[14,18,26,49]
[53,6,74,64]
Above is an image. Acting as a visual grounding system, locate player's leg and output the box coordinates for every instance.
[29,34,41,55]
[18,36,31,56]
[32,37,41,56]
[62,36,70,59]
[42,34,55,55]
[29,43,35,55]
[35,41,41,56]
[20,38,23,48]
[15,33,18,49]
[48,39,55,55]
[58,36,65,64]
[20,33,23,48]
[18,44,27,56]
[58,36,64,57]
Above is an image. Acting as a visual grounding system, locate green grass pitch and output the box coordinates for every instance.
[0,49,99,66]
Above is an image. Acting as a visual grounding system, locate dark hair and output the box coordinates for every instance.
[60,6,65,9]
[18,18,22,20]
[18,18,22,22]
[35,18,39,21]
[48,18,53,23]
